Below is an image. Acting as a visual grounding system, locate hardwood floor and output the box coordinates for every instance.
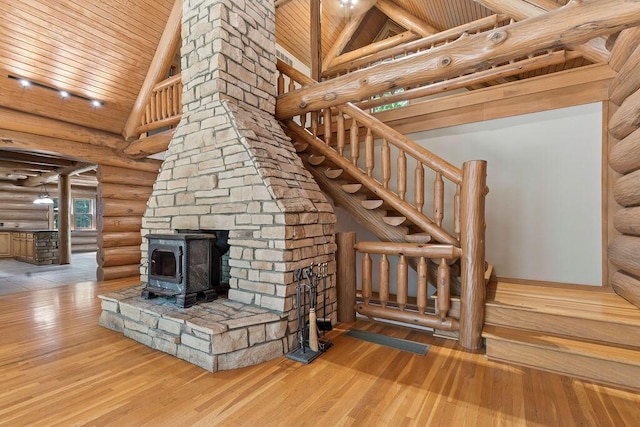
[1,278,639,426]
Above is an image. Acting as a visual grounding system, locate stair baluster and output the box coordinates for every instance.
[397,150,407,201]
[379,254,389,308]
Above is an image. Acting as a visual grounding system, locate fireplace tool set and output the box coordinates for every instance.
[286,263,333,364]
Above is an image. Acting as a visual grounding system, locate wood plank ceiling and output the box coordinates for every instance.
[0,0,174,135]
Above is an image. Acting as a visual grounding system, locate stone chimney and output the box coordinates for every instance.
[141,0,336,333]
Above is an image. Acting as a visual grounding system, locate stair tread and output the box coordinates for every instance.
[486,282,640,327]
[404,232,432,243]
[483,325,640,365]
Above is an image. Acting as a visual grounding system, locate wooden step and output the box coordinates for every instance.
[483,325,640,391]
[485,282,640,348]
[293,142,308,153]
[324,168,343,179]
[361,199,383,209]
[404,232,432,244]
[342,183,362,193]
[383,216,406,226]
[308,154,325,166]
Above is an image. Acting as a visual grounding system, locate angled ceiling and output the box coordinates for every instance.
[0,0,175,134]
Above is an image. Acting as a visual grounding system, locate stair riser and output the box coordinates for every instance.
[485,338,640,391]
[486,306,640,348]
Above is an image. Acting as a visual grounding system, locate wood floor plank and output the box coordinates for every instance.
[0,277,639,424]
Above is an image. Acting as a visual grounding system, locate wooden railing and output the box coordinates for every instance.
[323,14,510,78]
[137,74,182,135]
[278,60,488,349]
[355,241,460,331]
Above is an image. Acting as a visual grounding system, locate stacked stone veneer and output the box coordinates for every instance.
[100,0,337,371]
[99,285,288,372]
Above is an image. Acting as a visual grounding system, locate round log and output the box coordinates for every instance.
[98,199,148,217]
[0,211,48,221]
[609,127,640,174]
[97,182,153,201]
[609,87,640,140]
[98,231,143,248]
[611,271,640,309]
[97,246,141,268]
[613,169,640,207]
[609,26,640,72]
[98,216,143,233]
[609,235,640,277]
[609,44,640,106]
[613,206,640,236]
[97,165,158,186]
[97,264,141,281]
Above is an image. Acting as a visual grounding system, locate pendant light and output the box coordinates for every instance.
[33,183,54,205]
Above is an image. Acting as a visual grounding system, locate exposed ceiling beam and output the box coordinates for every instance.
[0,107,127,150]
[472,0,609,63]
[0,129,161,173]
[374,0,439,37]
[122,0,182,141]
[276,0,640,119]
[18,163,97,187]
[322,9,372,70]
[124,129,175,159]
[0,151,79,168]
[0,160,66,173]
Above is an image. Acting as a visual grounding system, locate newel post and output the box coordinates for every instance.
[336,232,357,323]
[459,160,487,350]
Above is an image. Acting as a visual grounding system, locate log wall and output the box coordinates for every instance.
[96,165,157,281]
[608,30,640,309]
[0,182,96,230]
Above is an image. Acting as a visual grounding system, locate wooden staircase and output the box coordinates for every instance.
[483,282,640,391]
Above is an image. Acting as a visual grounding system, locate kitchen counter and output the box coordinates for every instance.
[0,230,60,265]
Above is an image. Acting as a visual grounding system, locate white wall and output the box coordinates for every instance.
[337,103,603,287]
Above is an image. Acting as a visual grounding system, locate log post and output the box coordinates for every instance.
[58,174,72,265]
[336,232,356,323]
[459,160,487,350]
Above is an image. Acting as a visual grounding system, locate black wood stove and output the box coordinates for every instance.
[142,233,223,308]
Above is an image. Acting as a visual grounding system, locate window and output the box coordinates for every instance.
[52,198,96,230]
[371,88,408,113]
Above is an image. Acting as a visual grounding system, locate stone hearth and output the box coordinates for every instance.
[99,0,336,372]
[100,285,288,372]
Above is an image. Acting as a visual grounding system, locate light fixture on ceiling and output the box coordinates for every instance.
[340,0,358,8]
[33,183,54,205]
[8,75,104,108]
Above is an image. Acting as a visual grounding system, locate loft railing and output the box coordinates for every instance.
[137,74,182,135]
[277,60,488,350]
[322,15,510,78]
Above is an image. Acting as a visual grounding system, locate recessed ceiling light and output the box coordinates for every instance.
[59,90,69,98]
[19,79,30,87]
[91,100,102,108]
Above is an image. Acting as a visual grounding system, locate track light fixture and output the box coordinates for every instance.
[9,75,104,108]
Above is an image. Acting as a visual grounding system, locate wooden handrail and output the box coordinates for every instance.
[323,14,509,77]
[153,74,182,91]
[285,119,459,246]
[354,241,462,258]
